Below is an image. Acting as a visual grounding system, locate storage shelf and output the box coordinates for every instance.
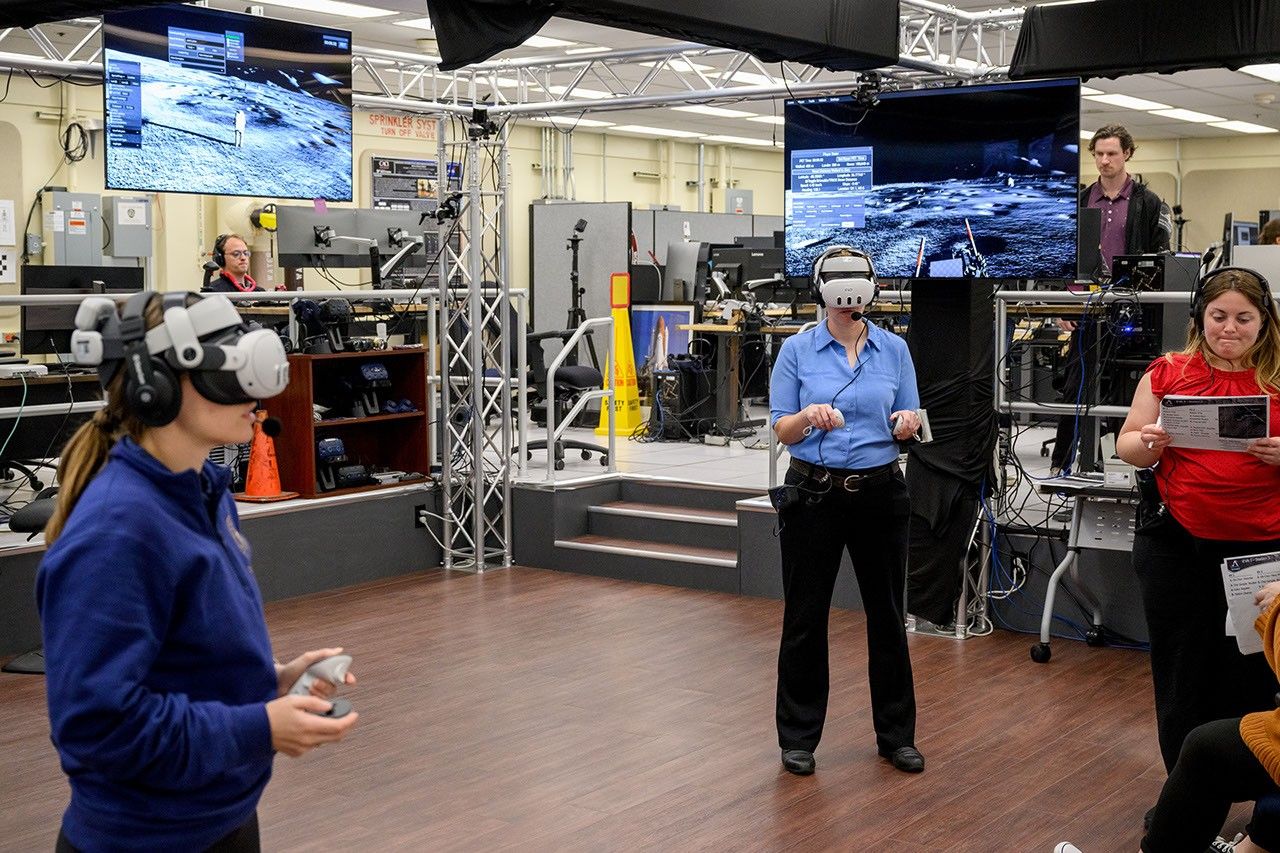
[315,411,425,427]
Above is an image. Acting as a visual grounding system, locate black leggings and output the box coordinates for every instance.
[56,812,260,853]
[1143,719,1280,853]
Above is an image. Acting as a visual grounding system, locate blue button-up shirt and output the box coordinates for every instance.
[770,320,920,469]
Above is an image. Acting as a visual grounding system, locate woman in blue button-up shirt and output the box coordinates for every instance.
[769,250,924,777]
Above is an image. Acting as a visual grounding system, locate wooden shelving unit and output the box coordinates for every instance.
[267,350,430,499]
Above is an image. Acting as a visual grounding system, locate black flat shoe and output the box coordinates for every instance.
[879,745,924,773]
[781,749,815,775]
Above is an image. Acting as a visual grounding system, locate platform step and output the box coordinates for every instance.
[555,534,737,568]
[589,501,736,527]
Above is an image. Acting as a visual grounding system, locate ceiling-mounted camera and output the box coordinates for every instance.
[853,71,881,109]
[467,106,499,140]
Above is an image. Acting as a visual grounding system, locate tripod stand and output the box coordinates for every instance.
[566,222,600,371]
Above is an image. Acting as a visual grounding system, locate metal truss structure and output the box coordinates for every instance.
[0,4,1024,574]
[434,117,515,572]
[0,2,1023,119]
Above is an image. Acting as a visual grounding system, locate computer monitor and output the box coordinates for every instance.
[708,246,785,293]
[20,265,145,358]
[1223,214,1260,265]
[664,241,705,301]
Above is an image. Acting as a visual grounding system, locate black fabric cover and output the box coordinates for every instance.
[904,280,997,625]
[424,0,557,72]
[428,0,899,73]
[1011,0,1280,80]
[0,1,167,27]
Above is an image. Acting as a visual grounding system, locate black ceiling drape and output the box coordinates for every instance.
[0,2,164,27]
[427,0,899,73]
[1011,0,1280,80]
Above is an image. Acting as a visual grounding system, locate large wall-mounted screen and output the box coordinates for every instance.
[785,78,1081,280]
[103,5,353,201]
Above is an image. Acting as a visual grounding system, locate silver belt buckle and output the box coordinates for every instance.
[841,474,862,492]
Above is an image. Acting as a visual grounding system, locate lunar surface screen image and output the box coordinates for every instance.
[785,79,1080,281]
[103,6,353,201]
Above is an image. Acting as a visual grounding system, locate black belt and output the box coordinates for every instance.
[789,458,899,492]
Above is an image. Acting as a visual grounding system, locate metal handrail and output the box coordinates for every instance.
[544,316,616,484]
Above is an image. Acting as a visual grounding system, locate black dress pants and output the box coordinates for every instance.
[1132,512,1280,773]
[1143,718,1280,853]
[775,463,915,754]
[56,812,260,853]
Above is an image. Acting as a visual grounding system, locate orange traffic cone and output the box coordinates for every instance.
[235,410,299,503]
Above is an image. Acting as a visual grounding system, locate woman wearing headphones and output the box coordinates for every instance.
[1115,267,1280,851]
[37,292,357,852]
[769,246,922,776]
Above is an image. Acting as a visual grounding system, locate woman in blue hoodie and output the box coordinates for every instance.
[37,292,358,852]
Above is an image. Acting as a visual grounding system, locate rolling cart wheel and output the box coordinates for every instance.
[554,459,565,471]
[581,450,591,460]
[599,455,609,466]
[1030,643,1052,663]
[1040,446,1049,457]
[1085,628,1105,647]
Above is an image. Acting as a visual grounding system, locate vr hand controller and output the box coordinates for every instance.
[290,654,354,718]
[802,407,844,437]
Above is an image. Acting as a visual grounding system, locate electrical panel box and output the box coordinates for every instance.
[103,196,152,258]
[41,191,102,266]
[722,188,753,215]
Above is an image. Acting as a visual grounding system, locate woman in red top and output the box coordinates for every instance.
[1117,267,1280,839]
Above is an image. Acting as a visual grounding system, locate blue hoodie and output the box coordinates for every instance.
[37,437,277,852]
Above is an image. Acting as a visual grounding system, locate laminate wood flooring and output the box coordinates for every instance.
[0,567,1249,852]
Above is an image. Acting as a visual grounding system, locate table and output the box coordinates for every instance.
[1031,475,1139,662]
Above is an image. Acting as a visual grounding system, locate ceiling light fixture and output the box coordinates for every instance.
[611,124,703,138]
[1208,120,1279,134]
[524,35,577,48]
[747,116,785,125]
[1149,108,1226,123]
[1083,93,1171,111]
[1240,64,1280,83]
[258,0,393,18]
[700,134,778,147]
[393,17,434,30]
[671,105,757,119]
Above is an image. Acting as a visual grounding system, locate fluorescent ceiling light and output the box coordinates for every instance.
[1209,120,1279,134]
[1079,85,1103,95]
[1240,64,1280,83]
[524,35,576,48]
[701,134,778,147]
[393,17,434,30]
[672,105,757,119]
[258,0,393,18]
[565,46,610,55]
[1150,108,1226,123]
[546,84,612,100]
[729,71,781,87]
[1080,129,1094,140]
[1084,93,1171,111]
[747,115,785,125]
[528,116,614,128]
[611,124,703,138]
[640,59,714,74]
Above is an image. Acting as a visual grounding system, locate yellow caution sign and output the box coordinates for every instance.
[596,272,643,436]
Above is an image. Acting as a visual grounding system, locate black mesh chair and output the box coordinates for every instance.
[524,329,609,470]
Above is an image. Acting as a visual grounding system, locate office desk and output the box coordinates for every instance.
[1031,476,1138,662]
[678,321,810,436]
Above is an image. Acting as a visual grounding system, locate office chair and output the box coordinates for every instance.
[523,329,609,470]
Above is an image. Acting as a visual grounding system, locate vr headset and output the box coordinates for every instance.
[810,246,879,315]
[71,291,290,426]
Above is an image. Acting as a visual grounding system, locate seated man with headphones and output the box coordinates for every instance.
[1112,266,1280,852]
[205,233,266,294]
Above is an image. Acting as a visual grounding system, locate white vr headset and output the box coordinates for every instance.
[71,292,289,404]
[812,246,879,311]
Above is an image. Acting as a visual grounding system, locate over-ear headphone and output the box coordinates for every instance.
[213,234,230,268]
[71,291,290,427]
[810,245,879,312]
[1190,266,1275,332]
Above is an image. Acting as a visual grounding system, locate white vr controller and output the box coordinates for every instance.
[289,654,353,697]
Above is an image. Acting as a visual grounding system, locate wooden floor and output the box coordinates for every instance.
[0,567,1249,852]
